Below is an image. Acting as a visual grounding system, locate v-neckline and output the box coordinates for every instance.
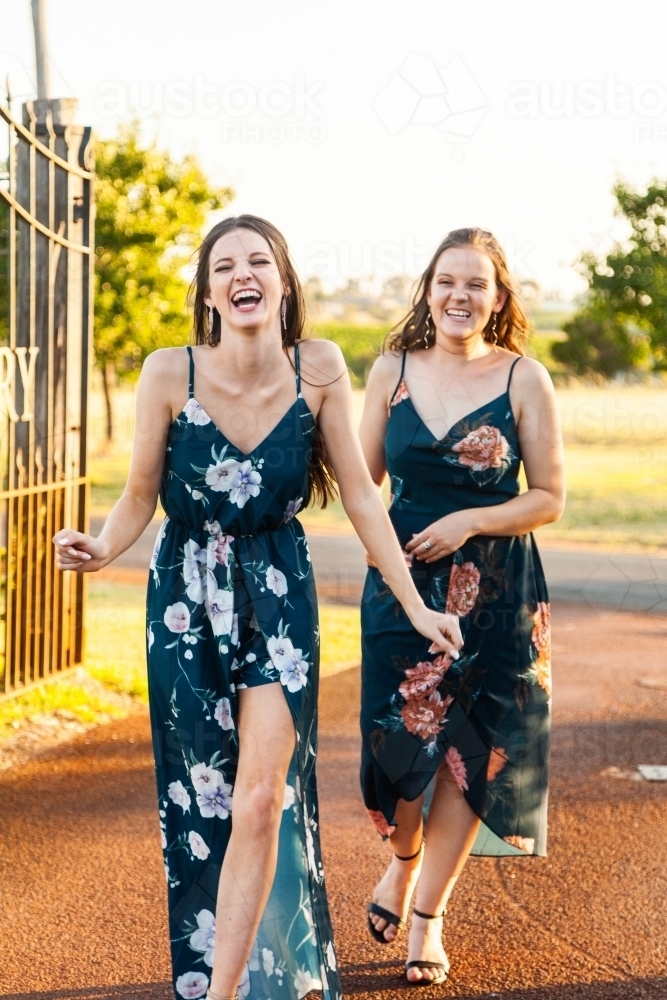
[175,396,310,459]
[403,390,511,445]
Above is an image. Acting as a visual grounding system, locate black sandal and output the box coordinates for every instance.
[405,908,449,986]
[367,842,423,944]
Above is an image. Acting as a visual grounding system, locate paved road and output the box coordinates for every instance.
[92,516,667,613]
[2,602,666,999]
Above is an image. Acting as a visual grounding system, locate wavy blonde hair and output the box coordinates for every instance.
[386,228,529,355]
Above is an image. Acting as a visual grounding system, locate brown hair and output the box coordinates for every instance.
[386,228,529,355]
[189,215,337,508]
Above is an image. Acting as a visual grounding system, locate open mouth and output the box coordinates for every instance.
[231,289,263,310]
[445,308,471,319]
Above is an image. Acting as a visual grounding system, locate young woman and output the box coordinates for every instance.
[53,216,463,1000]
[359,228,565,985]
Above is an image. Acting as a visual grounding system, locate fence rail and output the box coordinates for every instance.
[0,99,94,698]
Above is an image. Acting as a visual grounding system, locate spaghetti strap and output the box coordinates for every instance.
[294,341,301,394]
[390,351,407,405]
[186,345,195,398]
[507,356,521,392]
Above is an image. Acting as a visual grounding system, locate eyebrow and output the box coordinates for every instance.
[211,251,272,265]
[435,271,489,281]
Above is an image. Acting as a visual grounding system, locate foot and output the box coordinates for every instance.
[406,912,450,984]
[369,852,422,943]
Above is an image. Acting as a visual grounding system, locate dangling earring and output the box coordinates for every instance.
[422,311,432,349]
[208,305,214,329]
[489,312,498,345]
[281,297,287,331]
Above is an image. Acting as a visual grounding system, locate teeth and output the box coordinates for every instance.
[233,290,261,303]
[447,309,469,317]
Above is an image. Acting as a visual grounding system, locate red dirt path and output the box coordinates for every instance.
[1,602,666,1000]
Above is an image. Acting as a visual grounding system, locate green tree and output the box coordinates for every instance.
[553,179,666,376]
[95,123,233,439]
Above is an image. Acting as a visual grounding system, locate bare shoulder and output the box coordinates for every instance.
[141,346,190,383]
[511,355,555,395]
[366,349,403,388]
[297,338,348,386]
[139,347,190,413]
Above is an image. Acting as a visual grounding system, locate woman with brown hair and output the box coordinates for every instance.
[360,228,565,985]
[53,216,463,1000]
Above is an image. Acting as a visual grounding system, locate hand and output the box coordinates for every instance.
[407,604,464,658]
[406,511,474,563]
[53,529,110,573]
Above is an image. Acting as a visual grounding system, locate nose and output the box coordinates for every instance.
[233,260,254,282]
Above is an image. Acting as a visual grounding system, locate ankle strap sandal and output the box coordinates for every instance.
[405,908,449,986]
[367,840,424,944]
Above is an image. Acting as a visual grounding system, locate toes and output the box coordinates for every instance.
[383,924,397,942]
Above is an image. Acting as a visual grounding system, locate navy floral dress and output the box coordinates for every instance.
[361,353,551,857]
[147,345,341,1000]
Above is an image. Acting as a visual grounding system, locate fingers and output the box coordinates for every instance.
[428,633,460,657]
[53,529,94,571]
[428,616,464,655]
[405,532,425,553]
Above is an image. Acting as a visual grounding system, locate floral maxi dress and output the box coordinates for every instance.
[147,345,341,1000]
[361,354,551,857]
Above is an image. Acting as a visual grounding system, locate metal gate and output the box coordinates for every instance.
[0,99,93,697]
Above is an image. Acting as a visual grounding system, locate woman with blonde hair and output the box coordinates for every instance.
[54,215,463,1000]
[360,228,564,985]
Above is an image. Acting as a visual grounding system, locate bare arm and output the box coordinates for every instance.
[357,352,398,486]
[406,358,566,562]
[314,342,462,655]
[53,349,179,571]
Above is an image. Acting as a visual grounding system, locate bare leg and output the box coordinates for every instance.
[406,769,481,983]
[209,684,296,998]
[368,795,423,942]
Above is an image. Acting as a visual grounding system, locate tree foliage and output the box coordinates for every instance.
[553,180,667,376]
[94,123,233,437]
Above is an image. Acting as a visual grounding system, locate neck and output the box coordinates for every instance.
[434,330,493,362]
[211,320,287,383]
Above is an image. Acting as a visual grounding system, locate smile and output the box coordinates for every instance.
[445,309,471,318]
[231,289,263,309]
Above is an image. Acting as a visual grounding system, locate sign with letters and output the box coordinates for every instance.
[0,346,40,422]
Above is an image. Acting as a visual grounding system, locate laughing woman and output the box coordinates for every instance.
[53,216,463,1000]
[360,228,565,985]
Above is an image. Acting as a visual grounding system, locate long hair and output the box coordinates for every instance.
[386,228,529,355]
[189,215,337,508]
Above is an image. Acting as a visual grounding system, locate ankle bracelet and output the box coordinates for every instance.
[413,906,447,919]
[207,991,239,1000]
[394,838,425,862]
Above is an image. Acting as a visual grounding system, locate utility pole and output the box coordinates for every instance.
[31,0,51,100]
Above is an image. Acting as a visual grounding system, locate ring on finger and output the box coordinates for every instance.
[422,540,432,551]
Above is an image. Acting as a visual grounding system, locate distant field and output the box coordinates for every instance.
[89,378,667,551]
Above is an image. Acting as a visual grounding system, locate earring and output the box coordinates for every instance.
[422,311,432,349]
[489,312,498,345]
[208,305,214,329]
[281,297,287,331]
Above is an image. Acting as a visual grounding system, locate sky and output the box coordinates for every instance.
[3,0,667,298]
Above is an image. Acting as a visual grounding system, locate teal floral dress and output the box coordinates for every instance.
[361,353,551,857]
[147,345,341,1000]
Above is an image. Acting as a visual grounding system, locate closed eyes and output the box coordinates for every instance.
[213,257,272,272]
